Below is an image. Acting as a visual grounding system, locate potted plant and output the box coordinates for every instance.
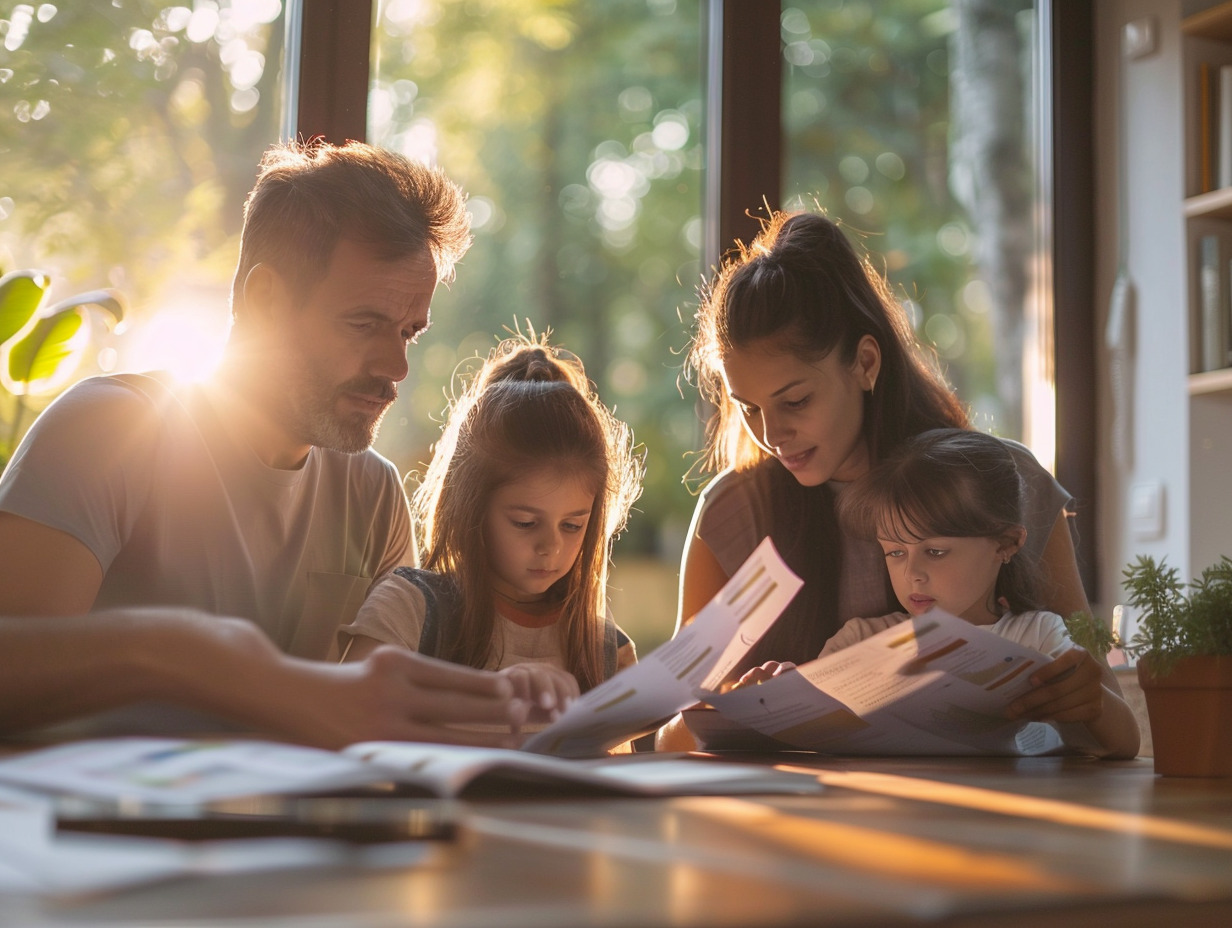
[1120,554,1232,777]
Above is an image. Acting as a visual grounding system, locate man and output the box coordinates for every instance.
[0,140,533,744]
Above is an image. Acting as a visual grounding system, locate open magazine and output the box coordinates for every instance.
[0,738,822,804]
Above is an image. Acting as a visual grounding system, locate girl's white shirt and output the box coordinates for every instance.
[820,609,1072,659]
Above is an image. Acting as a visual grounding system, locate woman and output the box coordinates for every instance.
[660,211,1095,749]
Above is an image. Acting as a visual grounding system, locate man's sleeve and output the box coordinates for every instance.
[0,378,161,572]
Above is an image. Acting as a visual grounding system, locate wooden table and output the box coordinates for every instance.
[4,753,1232,927]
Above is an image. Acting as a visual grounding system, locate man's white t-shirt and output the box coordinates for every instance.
[0,374,414,659]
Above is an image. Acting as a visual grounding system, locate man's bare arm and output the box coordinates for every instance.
[0,608,527,749]
[0,513,102,615]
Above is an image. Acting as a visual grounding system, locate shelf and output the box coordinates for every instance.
[1189,367,1232,395]
[1184,1,1232,42]
[1185,186,1232,219]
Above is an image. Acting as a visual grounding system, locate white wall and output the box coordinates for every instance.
[1093,0,1191,613]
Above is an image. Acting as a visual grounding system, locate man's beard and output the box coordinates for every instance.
[290,372,398,455]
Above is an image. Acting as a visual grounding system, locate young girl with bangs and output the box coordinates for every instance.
[741,428,1139,759]
[659,209,1116,750]
[337,336,644,731]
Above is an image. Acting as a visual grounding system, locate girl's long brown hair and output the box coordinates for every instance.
[413,335,643,691]
[685,211,970,669]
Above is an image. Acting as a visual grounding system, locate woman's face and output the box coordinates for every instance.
[721,335,880,486]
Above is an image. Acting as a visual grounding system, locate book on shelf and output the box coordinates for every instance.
[1202,60,1214,192]
[1195,61,1232,194]
[1219,64,1232,189]
[1198,233,1228,372]
[1227,255,1232,369]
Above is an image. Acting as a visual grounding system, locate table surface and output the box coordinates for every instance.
[4,752,1232,928]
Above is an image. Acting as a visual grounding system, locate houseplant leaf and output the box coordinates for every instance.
[0,270,50,345]
[2,290,124,396]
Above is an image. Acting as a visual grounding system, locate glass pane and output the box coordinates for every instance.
[0,1,285,443]
[369,1,705,610]
[781,0,1047,455]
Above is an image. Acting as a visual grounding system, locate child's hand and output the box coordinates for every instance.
[498,663,580,722]
[731,661,797,690]
[1004,647,1104,723]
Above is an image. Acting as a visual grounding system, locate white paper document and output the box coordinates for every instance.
[0,739,379,804]
[521,536,804,757]
[0,737,822,805]
[704,610,1064,756]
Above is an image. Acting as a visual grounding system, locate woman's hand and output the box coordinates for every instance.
[731,660,797,690]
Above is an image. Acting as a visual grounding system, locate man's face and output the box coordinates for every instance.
[261,240,438,459]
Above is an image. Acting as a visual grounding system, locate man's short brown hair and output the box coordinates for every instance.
[230,140,472,317]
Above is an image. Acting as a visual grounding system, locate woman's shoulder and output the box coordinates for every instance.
[691,465,778,573]
[695,460,800,522]
[697,465,760,504]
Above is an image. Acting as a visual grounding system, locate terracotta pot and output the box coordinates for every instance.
[1137,655,1232,777]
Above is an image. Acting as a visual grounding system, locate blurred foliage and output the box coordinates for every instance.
[0,0,1036,556]
[0,268,124,466]
[368,0,707,556]
[0,1,281,320]
[0,0,283,461]
[783,0,1034,434]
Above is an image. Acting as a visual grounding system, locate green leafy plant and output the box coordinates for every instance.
[1062,611,1119,660]
[0,269,124,466]
[1121,555,1232,677]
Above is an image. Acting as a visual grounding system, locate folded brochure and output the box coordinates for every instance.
[522,536,802,756]
[703,610,1068,756]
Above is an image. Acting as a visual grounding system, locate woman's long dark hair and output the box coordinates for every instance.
[686,211,969,668]
[837,429,1043,614]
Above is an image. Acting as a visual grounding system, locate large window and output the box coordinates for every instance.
[1,1,1090,634]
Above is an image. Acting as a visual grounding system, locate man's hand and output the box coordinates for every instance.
[0,610,532,751]
[273,645,531,750]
